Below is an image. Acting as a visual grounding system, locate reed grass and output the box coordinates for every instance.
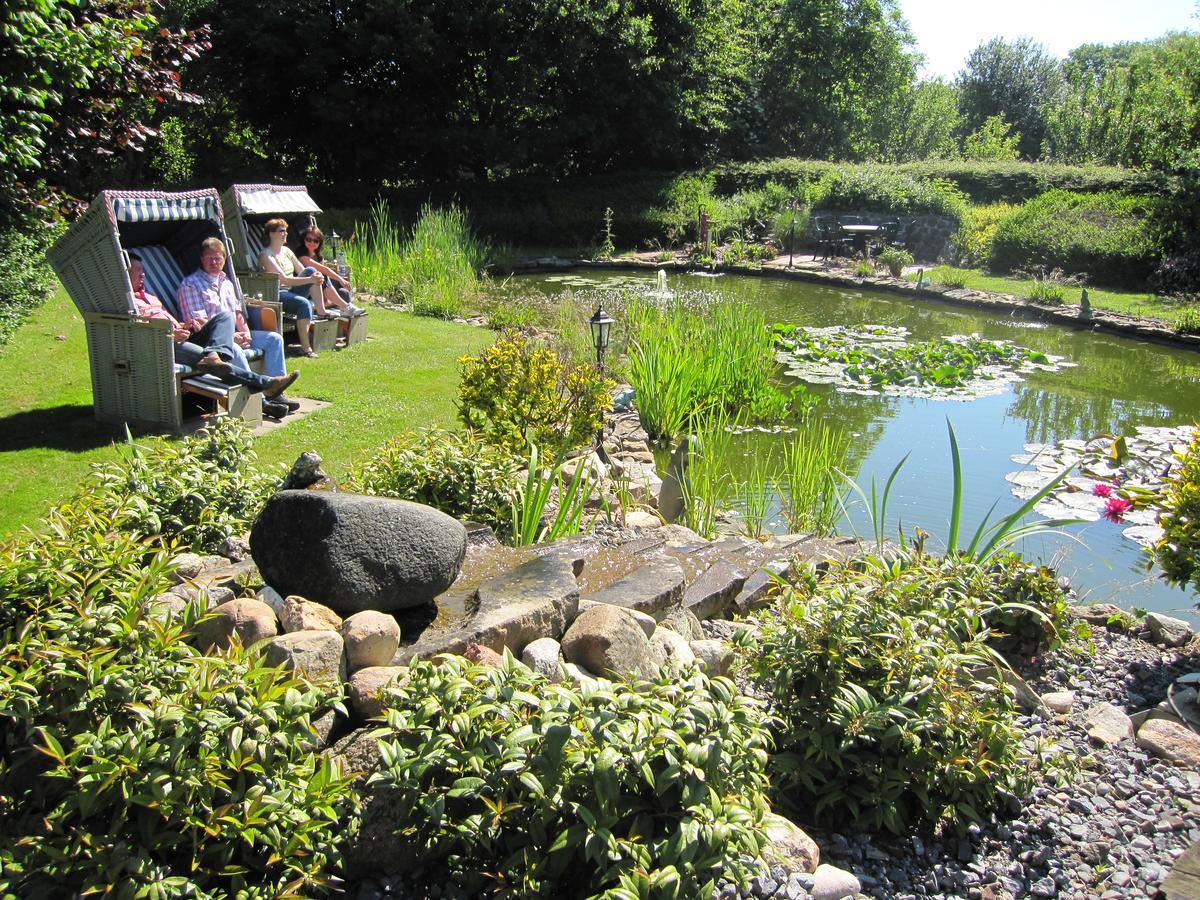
[779,421,848,535]
[625,296,786,443]
[681,411,735,538]
[346,201,486,319]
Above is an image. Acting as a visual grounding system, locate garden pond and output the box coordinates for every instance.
[495,269,1200,627]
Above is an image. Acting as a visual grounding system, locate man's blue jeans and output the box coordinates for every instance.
[175,310,274,392]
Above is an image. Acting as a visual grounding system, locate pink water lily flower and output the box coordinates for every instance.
[1103,496,1134,523]
[1092,482,1114,498]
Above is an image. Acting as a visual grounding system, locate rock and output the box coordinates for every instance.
[220,535,251,561]
[263,630,346,682]
[657,523,704,546]
[347,666,410,719]
[1135,717,1200,766]
[562,451,607,484]
[308,709,338,749]
[582,556,685,619]
[657,436,696,523]
[1086,702,1134,745]
[732,561,789,616]
[658,605,704,641]
[577,599,656,638]
[329,729,419,877]
[625,509,663,529]
[342,611,402,672]
[762,812,820,874]
[690,639,732,676]
[521,637,563,682]
[561,604,657,679]
[250,491,467,614]
[1145,612,1193,648]
[169,583,233,608]
[683,558,747,620]
[194,598,278,650]
[256,584,286,616]
[402,555,579,663]
[464,642,505,668]
[171,552,205,581]
[811,863,861,900]
[1042,691,1075,713]
[649,627,696,672]
[1071,603,1128,629]
[148,592,187,622]
[1002,668,1050,716]
[279,596,343,633]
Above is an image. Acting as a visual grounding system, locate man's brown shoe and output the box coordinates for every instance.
[263,371,299,400]
[195,352,233,377]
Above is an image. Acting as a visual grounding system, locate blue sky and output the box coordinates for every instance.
[898,0,1198,80]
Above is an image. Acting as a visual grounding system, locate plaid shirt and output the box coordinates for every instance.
[176,269,239,328]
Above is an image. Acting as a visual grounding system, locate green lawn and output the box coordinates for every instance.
[0,290,493,537]
[906,266,1192,324]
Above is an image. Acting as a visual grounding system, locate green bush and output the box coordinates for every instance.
[954,202,1019,267]
[0,223,60,349]
[87,418,276,553]
[458,331,614,458]
[347,427,521,530]
[989,189,1160,288]
[742,551,1059,834]
[1153,429,1200,593]
[808,166,970,226]
[1175,307,1200,335]
[371,654,771,898]
[0,504,357,897]
[876,247,914,276]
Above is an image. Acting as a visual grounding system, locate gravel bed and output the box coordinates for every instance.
[711,626,1200,900]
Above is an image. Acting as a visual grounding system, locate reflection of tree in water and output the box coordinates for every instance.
[1008,383,1175,446]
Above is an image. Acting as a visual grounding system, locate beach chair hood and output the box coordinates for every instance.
[220,184,322,271]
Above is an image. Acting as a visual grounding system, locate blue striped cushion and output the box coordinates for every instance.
[245,222,268,270]
[114,195,220,224]
[131,245,185,319]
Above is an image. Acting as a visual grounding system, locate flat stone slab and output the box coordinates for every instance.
[398,555,579,663]
[1163,840,1200,900]
[1136,717,1200,767]
[683,558,747,620]
[582,555,685,620]
[1086,702,1134,745]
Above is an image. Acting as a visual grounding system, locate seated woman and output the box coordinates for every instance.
[296,225,363,317]
[257,218,329,358]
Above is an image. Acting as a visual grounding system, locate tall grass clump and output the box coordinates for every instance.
[626,296,788,443]
[779,421,848,535]
[347,201,486,318]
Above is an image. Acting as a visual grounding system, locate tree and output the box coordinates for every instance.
[754,0,918,160]
[0,0,209,226]
[880,78,962,161]
[956,37,1064,160]
[961,115,1020,161]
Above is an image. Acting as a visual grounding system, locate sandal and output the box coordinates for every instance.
[302,348,319,359]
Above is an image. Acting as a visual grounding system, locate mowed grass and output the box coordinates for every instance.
[906,267,1191,324]
[0,289,493,536]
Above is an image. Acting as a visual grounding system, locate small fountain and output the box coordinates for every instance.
[646,269,675,300]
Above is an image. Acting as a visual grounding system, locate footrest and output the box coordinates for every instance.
[340,312,369,346]
[181,376,262,427]
[311,317,339,353]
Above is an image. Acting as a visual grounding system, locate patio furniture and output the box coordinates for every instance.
[812,216,845,260]
[840,223,882,257]
[220,184,367,350]
[47,189,280,431]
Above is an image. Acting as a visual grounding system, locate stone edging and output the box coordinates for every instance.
[507,255,1200,354]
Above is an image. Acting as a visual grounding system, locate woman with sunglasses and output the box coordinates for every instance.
[258,218,329,357]
[297,225,364,318]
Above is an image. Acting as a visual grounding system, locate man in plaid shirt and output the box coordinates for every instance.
[177,237,297,415]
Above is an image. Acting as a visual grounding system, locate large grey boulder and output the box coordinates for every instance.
[562,604,657,679]
[250,491,467,615]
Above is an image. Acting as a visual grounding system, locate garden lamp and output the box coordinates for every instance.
[589,305,615,370]
[329,229,341,258]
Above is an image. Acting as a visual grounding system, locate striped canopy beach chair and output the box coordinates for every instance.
[221,184,367,349]
[47,189,281,431]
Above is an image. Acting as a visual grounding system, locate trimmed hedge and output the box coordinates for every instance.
[988,189,1160,288]
[808,166,970,225]
[0,224,60,349]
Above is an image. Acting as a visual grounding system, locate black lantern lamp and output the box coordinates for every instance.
[589,305,614,370]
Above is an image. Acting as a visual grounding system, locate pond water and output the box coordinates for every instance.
[494,269,1200,626]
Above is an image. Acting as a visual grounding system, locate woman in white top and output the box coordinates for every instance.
[258,218,327,357]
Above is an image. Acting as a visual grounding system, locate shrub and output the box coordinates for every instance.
[371,654,771,898]
[85,418,275,553]
[807,166,971,226]
[1153,429,1200,593]
[742,551,1050,834]
[1175,307,1200,335]
[954,202,1018,267]
[347,427,522,529]
[982,551,1077,657]
[853,259,876,278]
[929,265,972,288]
[0,223,60,349]
[0,505,357,896]
[458,331,614,458]
[1150,247,1200,298]
[876,247,913,276]
[989,189,1160,288]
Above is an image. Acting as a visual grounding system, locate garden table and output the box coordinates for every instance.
[840,223,882,256]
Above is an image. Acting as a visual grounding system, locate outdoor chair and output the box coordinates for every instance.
[221,184,367,351]
[813,218,845,260]
[47,189,281,431]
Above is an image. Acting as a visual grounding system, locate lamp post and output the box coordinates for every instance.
[588,304,614,371]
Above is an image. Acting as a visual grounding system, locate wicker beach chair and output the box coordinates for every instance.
[221,184,367,350]
[47,189,280,431]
